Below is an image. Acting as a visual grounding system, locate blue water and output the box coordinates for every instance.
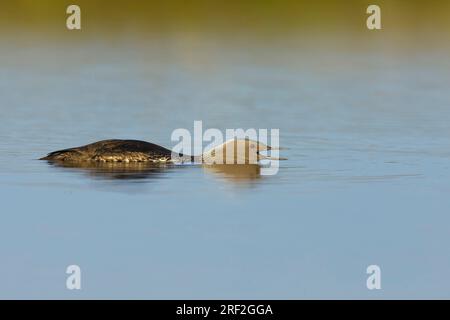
[1,40,450,298]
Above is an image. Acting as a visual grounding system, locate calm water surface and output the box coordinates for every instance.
[1,39,450,298]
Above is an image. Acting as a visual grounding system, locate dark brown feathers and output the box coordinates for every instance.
[40,139,175,162]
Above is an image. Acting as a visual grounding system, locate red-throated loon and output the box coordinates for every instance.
[40,139,285,164]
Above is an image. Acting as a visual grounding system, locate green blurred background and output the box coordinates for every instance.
[1,0,450,48]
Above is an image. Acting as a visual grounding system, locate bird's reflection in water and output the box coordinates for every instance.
[203,164,262,184]
[45,162,264,188]
[46,161,175,181]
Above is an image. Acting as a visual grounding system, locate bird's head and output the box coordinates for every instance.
[202,138,287,165]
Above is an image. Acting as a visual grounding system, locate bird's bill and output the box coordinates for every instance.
[266,156,288,160]
[266,146,288,151]
[257,153,288,161]
[258,145,288,160]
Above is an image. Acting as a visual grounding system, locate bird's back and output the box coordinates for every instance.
[40,139,174,163]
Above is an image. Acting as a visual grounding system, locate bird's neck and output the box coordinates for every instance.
[191,155,204,163]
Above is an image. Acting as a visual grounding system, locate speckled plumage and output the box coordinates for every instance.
[40,139,186,163]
